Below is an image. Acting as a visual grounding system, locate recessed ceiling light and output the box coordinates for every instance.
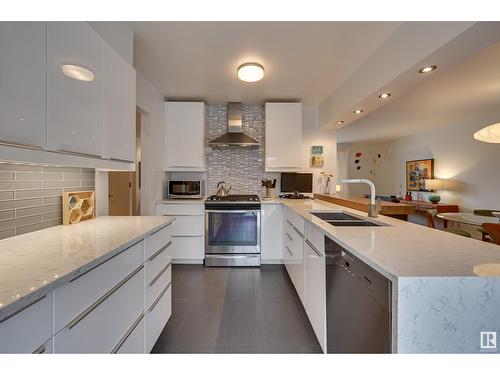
[336,120,344,125]
[353,109,363,114]
[378,93,391,99]
[418,65,437,74]
[61,64,95,82]
[237,63,264,82]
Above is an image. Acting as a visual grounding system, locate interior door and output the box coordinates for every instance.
[108,172,132,216]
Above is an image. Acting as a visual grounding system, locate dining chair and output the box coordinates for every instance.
[425,209,471,238]
[481,223,500,245]
[474,210,500,241]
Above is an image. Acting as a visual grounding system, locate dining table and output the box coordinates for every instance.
[436,212,500,226]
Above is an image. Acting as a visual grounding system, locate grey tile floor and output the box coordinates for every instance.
[152,264,322,353]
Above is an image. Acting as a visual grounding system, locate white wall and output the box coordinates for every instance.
[301,105,337,194]
[136,72,167,215]
[338,110,500,212]
[94,171,109,216]
[88,22,134,65]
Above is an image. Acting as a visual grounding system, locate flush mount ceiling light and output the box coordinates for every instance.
[378,93,391,99]
[353,109,363,114]
[473,123,500,143]
[418,65,437,74]
[61,64,95,82]
[336,120,344,125]
[237,63,264,82]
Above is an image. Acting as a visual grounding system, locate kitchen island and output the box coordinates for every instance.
[263,197,500,353]
[0,216,175,353]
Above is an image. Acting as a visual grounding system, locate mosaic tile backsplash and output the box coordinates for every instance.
[206,105,265,196]
[0,162,95,239]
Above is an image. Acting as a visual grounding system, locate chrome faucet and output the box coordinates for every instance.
[341,179,378,218]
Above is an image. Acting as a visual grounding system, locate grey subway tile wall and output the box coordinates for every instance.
[206,105,265,196]
[0,162,95,239]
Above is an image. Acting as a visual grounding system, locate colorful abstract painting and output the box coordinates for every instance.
[406,159,434,191]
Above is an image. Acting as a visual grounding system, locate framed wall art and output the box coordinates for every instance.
[406,159,434,191]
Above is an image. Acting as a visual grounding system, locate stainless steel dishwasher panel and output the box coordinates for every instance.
[326,238,392,353]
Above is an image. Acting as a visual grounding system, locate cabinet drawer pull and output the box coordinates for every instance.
[111,313,144,354]
[305,239,323,257]
[148,262,172,287]
[56,149,101,159]
[33,343,47,354]
[0,140,42,150]
[147,241,172,261]
[286,219,293,227]
[292,226,304,238]
[68,265,144,330]
[147,281,172,313]
[0,295,46,324]
[285,245,293,256]
[286,233,293,241]
[151,222,173,235]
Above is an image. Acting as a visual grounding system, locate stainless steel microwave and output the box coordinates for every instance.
[168,180,204,199]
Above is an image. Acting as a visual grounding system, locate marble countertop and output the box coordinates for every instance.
[277,198,500,280]
[0,216,174,321]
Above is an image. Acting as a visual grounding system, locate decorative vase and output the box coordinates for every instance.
[428,195,441,203]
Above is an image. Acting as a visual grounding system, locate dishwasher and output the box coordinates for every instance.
[325,237,392,353]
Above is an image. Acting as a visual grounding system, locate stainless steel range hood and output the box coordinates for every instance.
[208,102,260,148]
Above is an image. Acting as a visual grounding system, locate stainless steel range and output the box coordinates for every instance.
[204,194,261,267]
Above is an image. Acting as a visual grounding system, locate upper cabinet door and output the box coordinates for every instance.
[46,22,103,157]
[265,102,303,172]
[102,41,136,162]
[164,102,206,171]
[0,22,46,148]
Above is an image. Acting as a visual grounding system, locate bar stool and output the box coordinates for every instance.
[482,223,500,245]
[473,210,499,241]
[425,209,471,237]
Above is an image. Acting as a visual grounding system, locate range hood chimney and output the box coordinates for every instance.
[208,102,260,148]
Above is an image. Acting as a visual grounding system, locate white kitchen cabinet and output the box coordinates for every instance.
[261,204,283,263]
[156,202,205,264]
[53,268,144,353]
[265,102,303,172]
[305,237,326,352]
[145,283,172,353]
[0,22,46,148]
[47,22,103,157]
[116,317,145,354]
[102,40,136,162]
[53,240,144,333]
[0,293,53,353]
[164,102,206,171]
[283,207,306,303]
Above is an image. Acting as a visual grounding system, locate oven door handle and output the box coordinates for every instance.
[205,209,261,214]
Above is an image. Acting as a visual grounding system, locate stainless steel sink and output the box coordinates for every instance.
[311,212,363,221]
[310,211,387,227]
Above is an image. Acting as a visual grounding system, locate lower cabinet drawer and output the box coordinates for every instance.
[54,240,144,333]
[115,314,145,354]
[145,283,172,353]
[168,236,204,261]
[145,263,172,310]
[145,240,172,285]
[147,223,173,259]
[0,293,53,353]
[53,267,145,353]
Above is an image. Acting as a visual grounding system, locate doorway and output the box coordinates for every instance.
[108,111,142,216]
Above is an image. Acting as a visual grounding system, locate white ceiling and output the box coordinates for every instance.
[129,21,401,104]
[337,39,500,143]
